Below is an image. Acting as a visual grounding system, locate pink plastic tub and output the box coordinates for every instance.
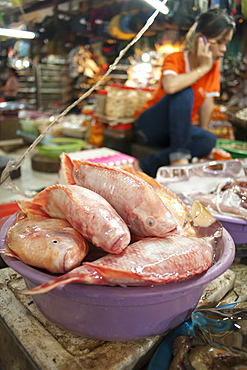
[0,213,235,341]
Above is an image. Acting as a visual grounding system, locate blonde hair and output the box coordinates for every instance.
[183,22,198,51]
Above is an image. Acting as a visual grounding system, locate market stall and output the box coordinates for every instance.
[0,1,247,369]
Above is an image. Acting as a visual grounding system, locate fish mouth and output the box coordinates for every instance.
[63,249,81,272]
[111,236,128,254]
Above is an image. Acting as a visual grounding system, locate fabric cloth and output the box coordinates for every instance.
[135,50,220,123]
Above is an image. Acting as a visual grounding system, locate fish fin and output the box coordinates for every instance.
[32,184,65,207]
[0,247,19,259]
[22,265,96,295]
[61,153,76,184]
[23,276,82,295]
[123,166,159,186]
[67,157,154,186]
[125,167,189,211]
[18,200,49,217]
[133,171,189,210]
[83,263,142,283]
[121,164,136,173]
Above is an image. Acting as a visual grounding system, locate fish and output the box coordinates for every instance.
[4,211,88,274]
[24,234,214,295]
[18,184,131,254]
[122,165,194,234]
[61,154,178,237]
[123,165,222,238]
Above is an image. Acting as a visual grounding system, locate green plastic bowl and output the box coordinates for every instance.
[38,138,84,158]
[20,119,40,136]
[216,139,247,159]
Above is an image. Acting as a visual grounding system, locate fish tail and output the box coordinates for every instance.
[18,200,49,217]
[61,153,76,184]
[22,265,95,295]
[23,276,82,295]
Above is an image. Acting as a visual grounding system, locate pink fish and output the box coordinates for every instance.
[123,165,222,238]
[5,211,88,273]
[24,235,214,295]
[18,184,131,254]
[61,154,178,237]
[123,166,192,233]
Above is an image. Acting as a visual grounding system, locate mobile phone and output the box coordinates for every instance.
[200,35,208,45]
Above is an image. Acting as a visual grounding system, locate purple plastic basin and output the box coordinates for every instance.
[0,213,235,342]
[212,213,247,246]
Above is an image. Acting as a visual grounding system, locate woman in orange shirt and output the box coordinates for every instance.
[134,8,235,177]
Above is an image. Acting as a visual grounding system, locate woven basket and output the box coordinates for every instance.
[226,107,247,129]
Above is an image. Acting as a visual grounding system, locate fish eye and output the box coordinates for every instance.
[52,240,58,244]
[146,218,155,227]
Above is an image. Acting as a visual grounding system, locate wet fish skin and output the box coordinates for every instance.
[18,184,131,254]
[123,166,196,236]
[62,154,178,237]
[24,235,214,295]
[124,166,221,238]
[6,211,88,274]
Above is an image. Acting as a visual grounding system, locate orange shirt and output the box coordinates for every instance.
[135,50,220,122]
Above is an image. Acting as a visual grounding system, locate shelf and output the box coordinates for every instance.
[35,63,72,111]
[17,67,37,108]
[18,87,36,93]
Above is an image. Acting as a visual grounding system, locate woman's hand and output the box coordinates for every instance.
[162,35,215,95]
[197,36,214,73]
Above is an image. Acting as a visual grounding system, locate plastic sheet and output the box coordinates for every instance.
[156,159,246,195]
[156,160,247,222]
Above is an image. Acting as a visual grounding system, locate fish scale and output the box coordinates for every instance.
[5,212,88,274]
[18,184,131,255]
[62,154,178,237]
[24,234,214,295]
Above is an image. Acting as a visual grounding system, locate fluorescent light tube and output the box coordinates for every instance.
[143,0,169,14]
[0,28,36,39]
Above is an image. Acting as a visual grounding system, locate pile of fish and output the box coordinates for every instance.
[1,154,222,295]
